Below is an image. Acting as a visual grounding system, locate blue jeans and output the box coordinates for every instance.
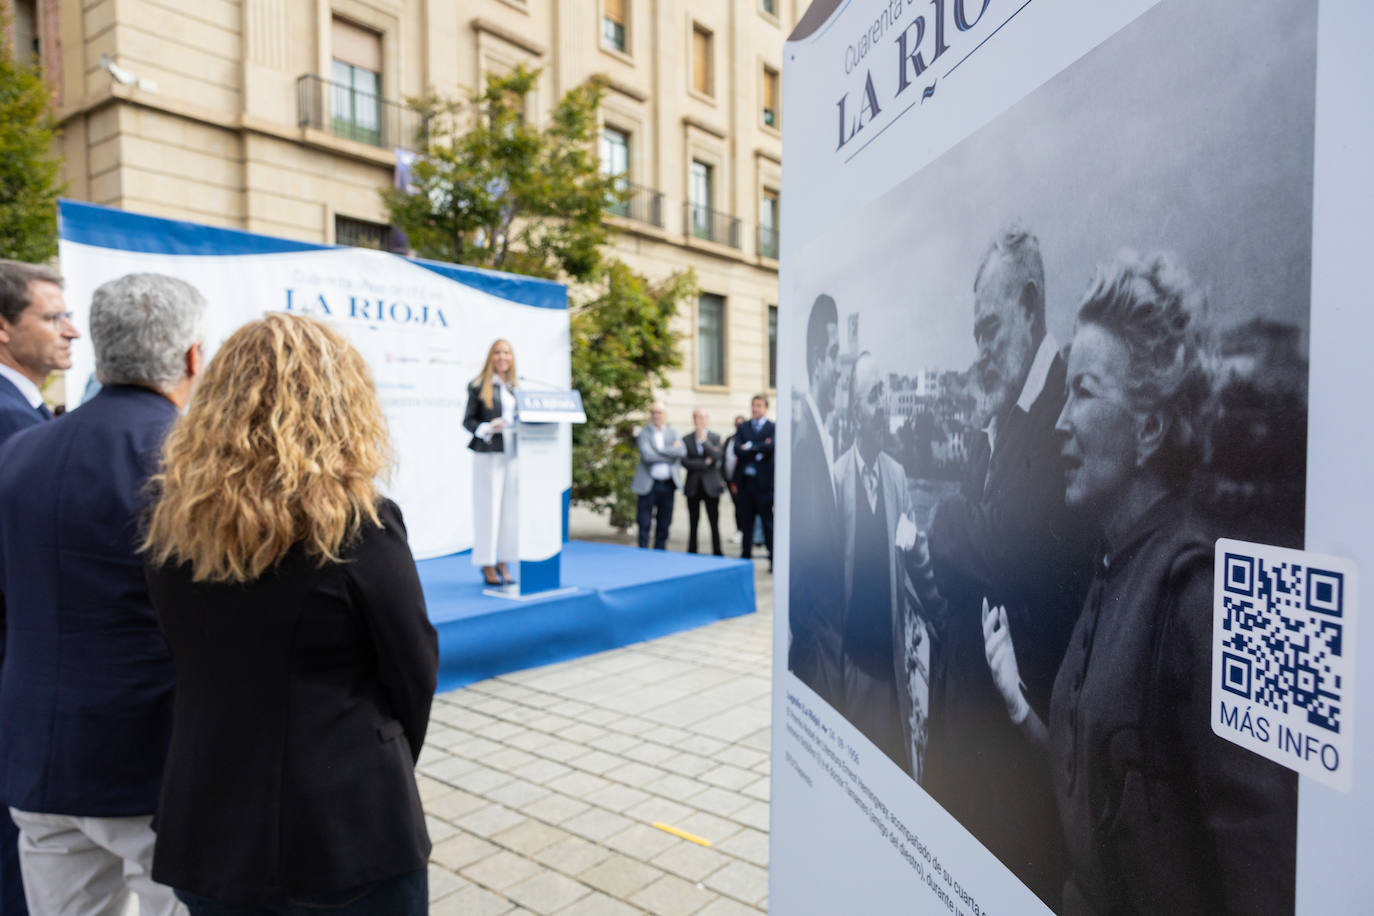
[174,868,426,916]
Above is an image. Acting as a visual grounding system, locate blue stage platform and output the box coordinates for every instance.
[417,541,756,693]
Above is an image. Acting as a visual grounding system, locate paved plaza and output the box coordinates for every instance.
[419,506,775,915]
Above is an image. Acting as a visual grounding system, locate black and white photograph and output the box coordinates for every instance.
[786,0,1311,912]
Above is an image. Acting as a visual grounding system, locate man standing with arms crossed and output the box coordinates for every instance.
[733,395,775,570]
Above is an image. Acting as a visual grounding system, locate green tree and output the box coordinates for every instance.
[572,262,694,527]
[384,65,694,526]
[0,7,64,261]
[383,65,616,282]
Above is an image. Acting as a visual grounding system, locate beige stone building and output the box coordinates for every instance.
[8,0,799,428]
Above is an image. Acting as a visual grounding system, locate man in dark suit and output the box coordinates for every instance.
[788,294,846,711]
[732,394,775,568]
[922,226,1094,909]
[0,259,79,916]
[0,260,76,442]
[0,273,205,916]
[722,413,746,545]
[682,408,725,555]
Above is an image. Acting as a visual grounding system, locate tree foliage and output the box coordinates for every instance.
[384,65,693,526]
[571,261,694,527]
[382,66,618,282]
[0,8,63,262]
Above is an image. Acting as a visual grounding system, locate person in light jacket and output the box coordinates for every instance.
[631,401,685,550]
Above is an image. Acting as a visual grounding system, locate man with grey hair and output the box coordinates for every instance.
[922,225,1094,907]
[0,273,205,916]
[0,259,77,443]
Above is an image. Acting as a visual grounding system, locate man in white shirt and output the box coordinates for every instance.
[631,402,685,549]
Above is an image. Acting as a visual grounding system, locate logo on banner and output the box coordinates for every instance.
[834,0,1032,159]
[283,288,449,329]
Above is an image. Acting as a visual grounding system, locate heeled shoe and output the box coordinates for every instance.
[481,565,502,586]
[497,562,516,585]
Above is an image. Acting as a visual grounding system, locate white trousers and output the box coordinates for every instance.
[8,808,184,916]
[471,449,519,567]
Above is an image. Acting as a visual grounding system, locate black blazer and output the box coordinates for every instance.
[463,378,512,452]
[682,431,725,498]
[145,499,438,904]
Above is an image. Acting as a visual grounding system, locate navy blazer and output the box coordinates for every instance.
[0,385,179,816]
[0,375,46,445]
[732,418,775,489]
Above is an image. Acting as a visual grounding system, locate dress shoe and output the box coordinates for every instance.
[481,565,502,586]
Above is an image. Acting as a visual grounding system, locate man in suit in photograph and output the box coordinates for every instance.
[631,401,686,550]
[681,408,726,556]
[0,259,79,916]
[833,351,932,778]
[789,294,846,711]
[0,273,205,916]
[733,395,775,568]
[922,225,1094,907]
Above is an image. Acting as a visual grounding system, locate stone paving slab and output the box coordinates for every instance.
[422,506,773,913]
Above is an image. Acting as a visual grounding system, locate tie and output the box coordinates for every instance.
[37,403,52,420]
[863,464,878,512]
[753,419,762,432]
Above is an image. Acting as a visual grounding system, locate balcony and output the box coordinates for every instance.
[607,182,664,229]
[757,224,779,260]
[684,202,741,249]
[296,74,427,150]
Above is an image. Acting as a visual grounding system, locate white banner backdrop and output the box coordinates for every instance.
[58,203,570,560]
[774,0,1374,914]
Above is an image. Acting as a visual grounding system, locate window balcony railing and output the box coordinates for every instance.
[296,74,427,150]
[757,224,779,260]
[684,203,741,249]
[607,182,664,228]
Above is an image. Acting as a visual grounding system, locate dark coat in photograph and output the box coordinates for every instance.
[923,349,1095,907]
[0,386,178,817]
[682,431,726,499]
[1050,497,1296,915]
[463,379,509,453]
[145,499,438,904]
[787,392,845,712]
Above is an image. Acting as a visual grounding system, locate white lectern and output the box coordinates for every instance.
[484,389,586,599]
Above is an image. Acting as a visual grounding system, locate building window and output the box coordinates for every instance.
[603,0,627,53]
[689,160,713,240]
[336,215,392,251]
[601,127,630,217]
[759,188,779,259]
[698,294,726,386]
[330,18,383,146]
[692,25,713,96]
[768,305,778,389]
[762,66,779,128]
[761,0,777,15]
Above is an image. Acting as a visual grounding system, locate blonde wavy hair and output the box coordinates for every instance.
[143,313,393,583]
[475,338,517,409]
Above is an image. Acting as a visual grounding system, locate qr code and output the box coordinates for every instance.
[1218,551,1346,734]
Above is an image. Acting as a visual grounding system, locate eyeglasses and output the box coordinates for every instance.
[38,311,76,329]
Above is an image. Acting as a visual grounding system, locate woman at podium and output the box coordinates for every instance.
[464,338,519,586]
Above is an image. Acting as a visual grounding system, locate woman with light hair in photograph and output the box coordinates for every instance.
[142,313,437,915]
[981,251,1296,914]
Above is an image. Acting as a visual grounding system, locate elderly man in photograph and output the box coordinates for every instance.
[632,401,686,550]
[0,273,205,916]
[922,225,1094,908]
